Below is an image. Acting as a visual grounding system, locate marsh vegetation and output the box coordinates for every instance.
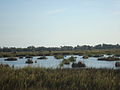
[0,48,120,90]
[54,55,64,59]
[25,59,33,64]
[98,57,120,61]
[4,57,17,61]
[72,61,86,68]
[37,56,47,59]
[0,64,120,90]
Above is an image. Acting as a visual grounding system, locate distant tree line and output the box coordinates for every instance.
[0,44,120,52]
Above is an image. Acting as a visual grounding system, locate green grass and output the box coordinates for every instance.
[0,64,120,90]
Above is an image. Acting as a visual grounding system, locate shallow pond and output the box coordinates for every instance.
[0,55,120,69]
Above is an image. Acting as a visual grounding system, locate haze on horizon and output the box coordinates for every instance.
[0,0,120,47]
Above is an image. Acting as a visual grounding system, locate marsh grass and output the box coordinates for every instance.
[0,49,120,58]
[4,57,17,61]
[54,55,64,59]
[25,59,33,64]
[60,56,76,67]
[37,56,48,59]
[72,62,86,68]
[98,57,120,61]
[0,64,120,90]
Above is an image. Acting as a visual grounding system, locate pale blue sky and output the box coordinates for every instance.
[0,0,120,47]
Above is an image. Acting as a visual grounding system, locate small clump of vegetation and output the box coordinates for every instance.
[60,56,76,67]
[37,56,47,59]
[82,55,89,59]
[115,62,120,67]
[25,56,33,58]
[114,54,120,57]
[19,56,24,59]
[62,59,70,65]
[68,56,76,62]
[25,59,33,64]
[4,57,17,61]
[98,57,120,61]
[91,54,103,57]
[54,55,64,59]
[72,61,86,68]
[35,61,37,63]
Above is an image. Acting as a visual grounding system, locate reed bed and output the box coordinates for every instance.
[0,64,120,90]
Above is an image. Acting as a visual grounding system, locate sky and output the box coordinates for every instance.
[0,0,120,47]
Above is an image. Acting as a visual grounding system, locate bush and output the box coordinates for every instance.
[72,62,86,68]
[4,57,17,61]
[82,56,88,59]
[115,62,120,67]
[25,59,33,64]
[98,57,120,61]
[37,56,47,59]
[54,55,64,59]
[68,56,76,62]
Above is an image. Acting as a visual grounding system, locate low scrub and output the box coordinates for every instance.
[98,57,120,61]
[60,56,76,67]
[82,56,89,59]
[37,56,47,59]
[54,55,64,59]
[4,57,17,61]
[115,62,120,67]
[72,61,86,68]
[25,59,33,64]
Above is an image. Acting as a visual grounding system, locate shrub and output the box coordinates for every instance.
[115,62,120,67]
[54,55,64,59]
[37,56,47,59]
[25,59,33,64]
[82,56,88,59]
[4,57,17,61]
[98,57,120,61]
[72,62,86,68]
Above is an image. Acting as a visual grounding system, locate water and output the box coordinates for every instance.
[0,55,120,69]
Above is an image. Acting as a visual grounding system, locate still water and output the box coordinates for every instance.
[0,55,120,69]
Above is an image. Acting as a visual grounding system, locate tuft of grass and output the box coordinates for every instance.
[115,62,120,67]
[60,56,76,67]
[37,56,47,59]
[25,59,33,64]
[72,61,86,68]
[54,55,64,59]
[98,57,120,61]
[4,57,17,61]
[82,55,89,59]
